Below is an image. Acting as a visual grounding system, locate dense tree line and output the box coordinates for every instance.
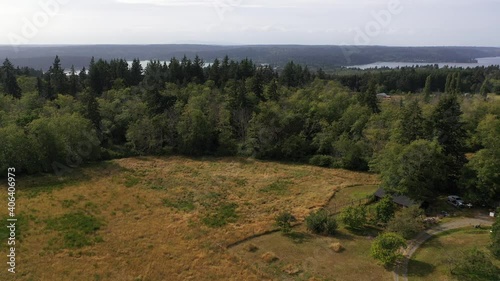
[333,65,500,95]
[1,56,499,205]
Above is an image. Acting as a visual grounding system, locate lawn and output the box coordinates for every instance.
[408,228,500,281]
[0,156,379,281]
[325,184,379,214]
[230,224,391,281]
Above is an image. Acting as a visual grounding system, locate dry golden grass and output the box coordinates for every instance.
[261,252,279,264]
[329,242,344,253]
[0,156,378,281]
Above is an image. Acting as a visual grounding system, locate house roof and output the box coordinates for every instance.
[374,188,418,207]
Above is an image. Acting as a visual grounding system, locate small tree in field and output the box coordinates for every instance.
[371,232,407,267]
[386,205,425,239]
[305,209,338,235]
[340,205,367,230]
[375,196,396,224]
[275,212,294,234]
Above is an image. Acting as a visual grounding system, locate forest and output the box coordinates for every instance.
[0,55,499,205]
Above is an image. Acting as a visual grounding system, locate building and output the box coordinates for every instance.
[373,188,419,208]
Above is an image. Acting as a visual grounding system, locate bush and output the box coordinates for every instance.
[491,209,500,259]
[324,217,339,235]
[386,206,425,239]
[370,232,407,267]
[275,212,295,234]
[451,248,500,281]
[309,155,335,167]
[374,196,396,224]
[339,205,367,230]
[305,209,338,235]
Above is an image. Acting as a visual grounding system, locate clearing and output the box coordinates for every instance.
[0,157,379,281]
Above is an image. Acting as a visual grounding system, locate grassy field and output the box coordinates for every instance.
[408,228,500,281]
[230,223,390,281]
[229,184,387,281]
[0,157,379,281]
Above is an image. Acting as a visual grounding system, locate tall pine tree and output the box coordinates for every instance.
[1,59,22,98]
[430,94,467,192]
[423,75,432,103]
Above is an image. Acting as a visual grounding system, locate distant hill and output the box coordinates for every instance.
[1,44,500,71]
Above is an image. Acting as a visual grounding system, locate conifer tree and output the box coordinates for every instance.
[1,59,22,98]
[423,75,432,103]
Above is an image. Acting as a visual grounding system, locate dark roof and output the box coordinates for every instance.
[374,188,418,207]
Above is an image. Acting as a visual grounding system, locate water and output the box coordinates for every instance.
[127,60,213,69]
[348,56,500,69]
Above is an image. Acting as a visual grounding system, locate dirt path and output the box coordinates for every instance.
[393,216,494,281]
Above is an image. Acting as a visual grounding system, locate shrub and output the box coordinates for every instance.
[491,209,500,259]
[275,212,295,234]
[309,155,335,167]
[339,205,367,230]
[386,205,425,239]
[374,196,396,224]
[370,232,407,267]
[324,217,339,235]
[451,248,500,281]
[305,209,338,235]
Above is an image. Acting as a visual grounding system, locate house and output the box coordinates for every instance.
[373,188,419,208]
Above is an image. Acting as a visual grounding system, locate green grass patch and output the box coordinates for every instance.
[202,203,238,228]
[46,212,103,249]
[20,172,91,198]
[408,227,499,281]
[259,180,292,195]
[124,175,140,187]
[163,193,195,212]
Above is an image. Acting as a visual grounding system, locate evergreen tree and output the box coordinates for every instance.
[1,59,22,98]
[317,68,326,79]
[445,73,453,94]
[129,58,143,86]
[191,55,205,83]
[430,94,467,191]
[49,55,67,94]
[208,58,221,86]
[480,79,489,100]
[79,67,88,88]
[454,72,461,94]
[358,80,380,113]
[423,75,432,103]
[68,65,79,95]
[394,99,425,144]
[81,91,102,133]
[265,78,279,101]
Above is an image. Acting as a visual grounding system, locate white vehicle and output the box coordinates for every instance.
[447,195,464,207]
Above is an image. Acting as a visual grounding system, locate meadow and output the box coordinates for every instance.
[0,157,379,281]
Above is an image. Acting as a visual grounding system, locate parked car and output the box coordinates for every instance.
[448,195,464,207]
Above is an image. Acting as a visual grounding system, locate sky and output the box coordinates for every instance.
[0,0,499,46]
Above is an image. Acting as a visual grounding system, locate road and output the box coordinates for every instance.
[393,216,494,281]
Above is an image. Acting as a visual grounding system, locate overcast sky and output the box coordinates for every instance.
[0,0,499,46]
